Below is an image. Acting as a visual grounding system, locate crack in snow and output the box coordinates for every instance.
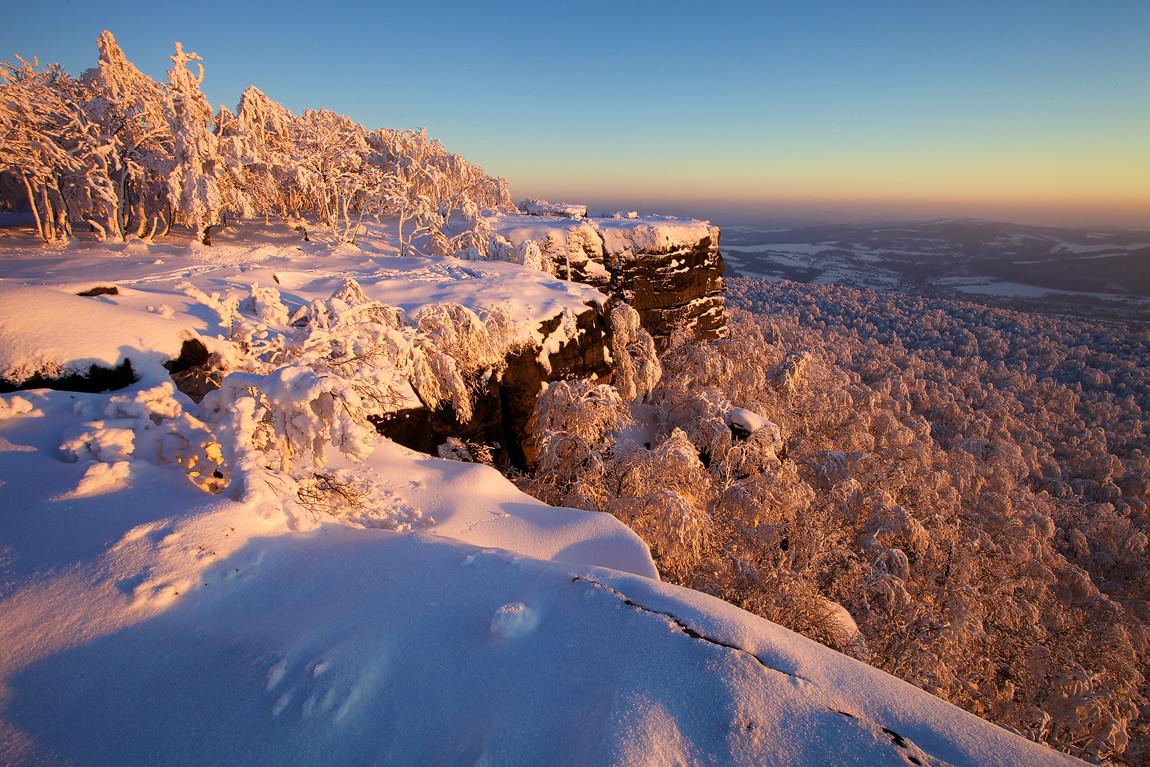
[574,575,940,767]
[571,575,812,684]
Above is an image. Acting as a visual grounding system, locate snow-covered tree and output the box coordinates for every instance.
[164,42,222,245]
[0,57,89,242]
[86,30,173,240]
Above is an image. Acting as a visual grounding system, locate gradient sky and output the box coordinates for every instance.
[3,1,1148,225]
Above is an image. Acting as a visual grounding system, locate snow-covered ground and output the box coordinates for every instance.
[0,223,1080,765]
[0,220,605,385]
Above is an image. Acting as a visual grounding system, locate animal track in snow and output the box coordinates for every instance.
[264,646,390,725]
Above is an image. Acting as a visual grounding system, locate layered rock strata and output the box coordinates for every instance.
[489,213,728,349]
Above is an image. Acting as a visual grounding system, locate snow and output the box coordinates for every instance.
[0,220,607,384]
[934,275,1127,300]
[357,439,657,576]
[724,242,842,255]
[725,406,772,434]
[597,216,714,256]
[520,199,588,218]
[487,213,603,252]
[0,222,1080,766]
[1052,240,1150,255]
[0,284,194,384]
[0,387,1076,765]
[488,212,715,271]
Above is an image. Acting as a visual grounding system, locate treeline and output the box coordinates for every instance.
[527,277,1149,763]
[0,32,513,246]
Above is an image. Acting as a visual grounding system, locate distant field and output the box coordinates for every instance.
[717,218,1150,323]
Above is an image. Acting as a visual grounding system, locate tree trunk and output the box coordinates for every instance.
[117,167,130,239]
[87,219,108,240]
[134,201,148,238]
[40,184,56,242]
[22,173,45,242]
[54,185,74,239]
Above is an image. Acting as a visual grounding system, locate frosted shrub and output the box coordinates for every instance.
[437,437,494,465]
[609,303,661,402]
[530,380,631,507]
[202,366,375,476]
[239,283,291,325]
[59,383,226,493]
[189,278,491,426]
[295,469,429,531]
[182,278,535,516]
[416,302,506,375]
[609,429,714,577]
[656,387,734,464]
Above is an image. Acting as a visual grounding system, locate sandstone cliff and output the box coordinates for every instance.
[489,212,728,349]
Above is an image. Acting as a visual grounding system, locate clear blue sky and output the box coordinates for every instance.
[4,1,1148,225]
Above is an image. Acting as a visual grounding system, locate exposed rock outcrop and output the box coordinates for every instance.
[374,211,731,467]
[489,213,728,349]
[0,358,137,394]
[602,225,727,349]
[373,298,613,468]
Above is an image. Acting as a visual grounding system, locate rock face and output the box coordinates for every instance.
[0,359,137,394]
[488,213,729,349]
[603,225,727,350]
[373,299,613,468]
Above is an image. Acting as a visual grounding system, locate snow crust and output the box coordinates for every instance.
[596,216,715,256]
[0,284,192,384]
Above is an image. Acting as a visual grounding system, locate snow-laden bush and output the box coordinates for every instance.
[293,469,429,532]
[437,437,495,465]
[168,278,529,526]
[529,380,632,509]
[415,301,518,377]
[59,382,225,493]
[200,365,375,475]
[609,303,660,402]
[187,278,521,429]
[608,429,714,578]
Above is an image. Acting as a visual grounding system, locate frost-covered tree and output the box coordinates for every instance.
[2,32,517,252]
[610,302,661,402]
[164,42,221,245]
[0,57,91,242]
[86,30,173,240]
[224,86,296,219]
